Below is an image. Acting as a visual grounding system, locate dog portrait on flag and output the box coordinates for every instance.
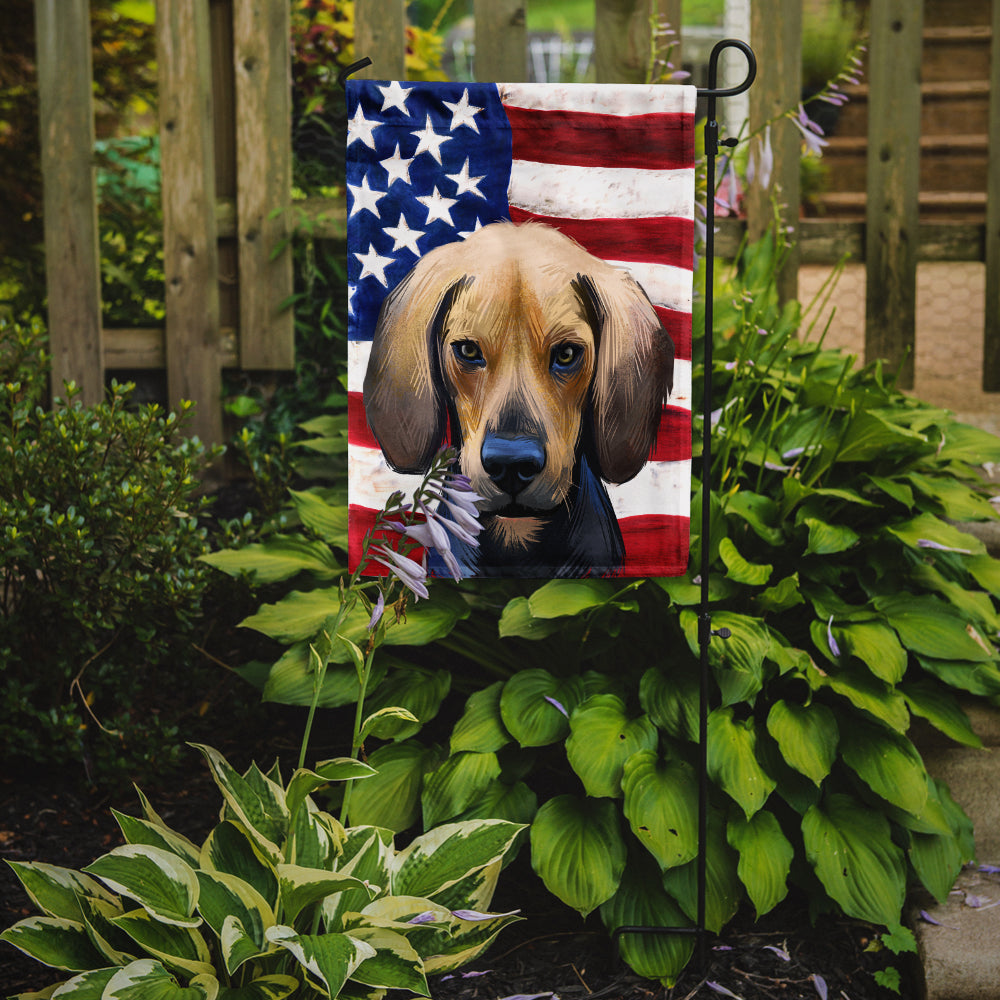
[346,80,695,579]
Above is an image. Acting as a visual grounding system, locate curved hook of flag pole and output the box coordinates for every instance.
[338,57,373,90]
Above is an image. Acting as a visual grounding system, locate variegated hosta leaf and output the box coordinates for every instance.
[391,820,524,901]
[220,915,270,979]
[83,846,200,928]
[727,810,793,918]
[110,908,214,978]
[323,829,393,931]
[621,751,699,871]
[706,707,776,819]
[529,795,626,917]
[45,966,118,997]
[288,801,343,870]
[77,894,136,966]
[421,751,501,829]
[200,822,278,910]
[345,926,429,995]
[276,864,375,925]
[802,793,906,926]
[424,859,501,916]
[4,861,118,922]
[190,745,287,863]
[765,700,838,786]
[566,695,658,799]
[265,926,376,998]
[599,854,694,987]
[450,681,511,754]
[214,973,300,999]
[195,870,274,973]
[102,958,218,999]
[499,669,585,747]
[421,907,522,975]
[0,916,107,972]
[112,810,202,868]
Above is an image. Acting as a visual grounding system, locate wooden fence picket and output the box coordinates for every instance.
[984,0,1000,390]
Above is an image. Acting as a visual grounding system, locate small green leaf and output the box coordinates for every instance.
[347,740,441,832]
[498,597,563,639]
[727,811,793,917]
[526,579,618,618]
[288,488,348,545]
[707,708,776,819]
[360,706,421,742]
[803,517,859,556]
[450,682,511,754]
[719,537,772,585]
[200,536,342,584]
[499,670,583,747]
[765,700,838,786]
[421,751,502,828]
[362,667,451,740]
[346,926,429,994]
[639,664,699,742]
[901,680,982,748]
[839,718,929,817]
[756,573,804,614]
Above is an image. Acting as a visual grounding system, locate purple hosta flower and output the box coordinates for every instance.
[715,157,742,215]
[497,994,557,1000]
[792,104,829,157]
[747,125,774,191]
[827,616,841,658]
[812,974,828,1000]
[441,970,493,982]
[544,695,569,718]
[763,944,791,962]
[451,908,521,921]
[369,543,429,600]
[407,911,438,925]
[979,864,1000,874]
[917,538,973,555]
[707,982,742,999]
[367,590,385,631]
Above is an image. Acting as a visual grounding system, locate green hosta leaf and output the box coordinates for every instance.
[756,573,805,614]
[681,611,770,706]
[526,579,619,617]
[707,708,776,819]
[916,655,1000,697]
[803,517,859,556]
[967,553,1000,597]
[530,795,626,917]
[866,474,914,509]
[599,853,694,987]
[834,621,907,684]
[112,812,201,868]
[190,746,287,862]
[499,670,584,747]
[835,410,927,463]
[718,537,772,585]
[901,680,982,748]
[909,821,966,905]
[285,759,376,822]
[724,490,784,545]
[875,594,995,662]
[200,535,342,584]
[421,751,502,828]
[661,810,741,933]
[0,916,107,971]
[261,644,386,709]
[265,926,375,997]
[200,822,278,910]
[911,562,1000,633]
[450,682,511,754]
[360,706,421,742]
[936,421,1000,464]
[288,488,348,546]
[809,661,910,732]
[5,862,118,922]
[497,596,563,639]
[347,740,441,832]
[765,700,838,786]
[216,975,299,1000]
[886,512,985,557]
[83,846,200,928]
[103,959,218,1000]
[621,751,698,871]
[362,667,451,740]
[565,695,658,798]
[639,664,699,742]
[346,926,428,994]
[654,573,737,606]
[906,473,998,522]
[393,820,524,900]
[727,811,793,918]
[802,793,906,926]
[277,865,374,925]
[839,718,928,817]
[195,871,273,973]
[111,909,214,978]
[453,779,538,827]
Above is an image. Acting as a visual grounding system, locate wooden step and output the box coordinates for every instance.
[922,0,992,28]
[812,190,987,223]
[922,25,993,83]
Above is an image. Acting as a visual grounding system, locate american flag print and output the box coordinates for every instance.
[347,79,695,578]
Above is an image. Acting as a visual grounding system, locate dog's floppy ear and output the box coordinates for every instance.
[577,269,675,485]
[363,244,471,473]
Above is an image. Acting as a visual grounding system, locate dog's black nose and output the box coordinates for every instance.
[482,435,545,498]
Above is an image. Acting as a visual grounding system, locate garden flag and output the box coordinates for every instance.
[346,80,695,578]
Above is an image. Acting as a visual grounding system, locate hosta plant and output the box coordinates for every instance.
[1,744,523,999]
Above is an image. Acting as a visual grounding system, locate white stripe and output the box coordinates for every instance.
[509,161,695,221]
[350,442,691,522]
[350,341,690,413]
[499,82,697,117]
[605,259,692,313]
[607,459,691,520]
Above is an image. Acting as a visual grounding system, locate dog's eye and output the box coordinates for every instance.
[551,343,583,371]
[453,340,485,366]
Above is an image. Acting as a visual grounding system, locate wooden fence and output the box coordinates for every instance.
[33,0,1000,445]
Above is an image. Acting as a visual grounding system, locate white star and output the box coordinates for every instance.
[377,80,411,114]
[355,244,394,286]
[447,158,486,199]
[380,144,415,186]
[384,214,424,255]
[443,89,484,132]
[458,218,484,240]
[411,115,452,164]
[347,175,385,218]
[347,105,380,149]
[416,186,458,226]
[347,282,356,315]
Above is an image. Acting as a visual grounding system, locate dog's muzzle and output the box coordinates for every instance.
[481,433,545,503]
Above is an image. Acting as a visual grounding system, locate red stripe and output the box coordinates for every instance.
[348,505,429,577]
[507,209,693,271]
[657,306,692,362]
[505,106,694,171]
[349,391,379,450]
[618,514,690,577]
[653,407,692,463]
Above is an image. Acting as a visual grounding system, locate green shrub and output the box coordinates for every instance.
[1,743,524,998]
[0,317,220,783]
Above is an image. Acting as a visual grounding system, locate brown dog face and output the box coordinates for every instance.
[363,221,673,550]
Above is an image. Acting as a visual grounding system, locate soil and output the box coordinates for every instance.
[0,740,913,1000]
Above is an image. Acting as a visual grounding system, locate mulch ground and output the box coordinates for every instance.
[1,740,913,1000]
